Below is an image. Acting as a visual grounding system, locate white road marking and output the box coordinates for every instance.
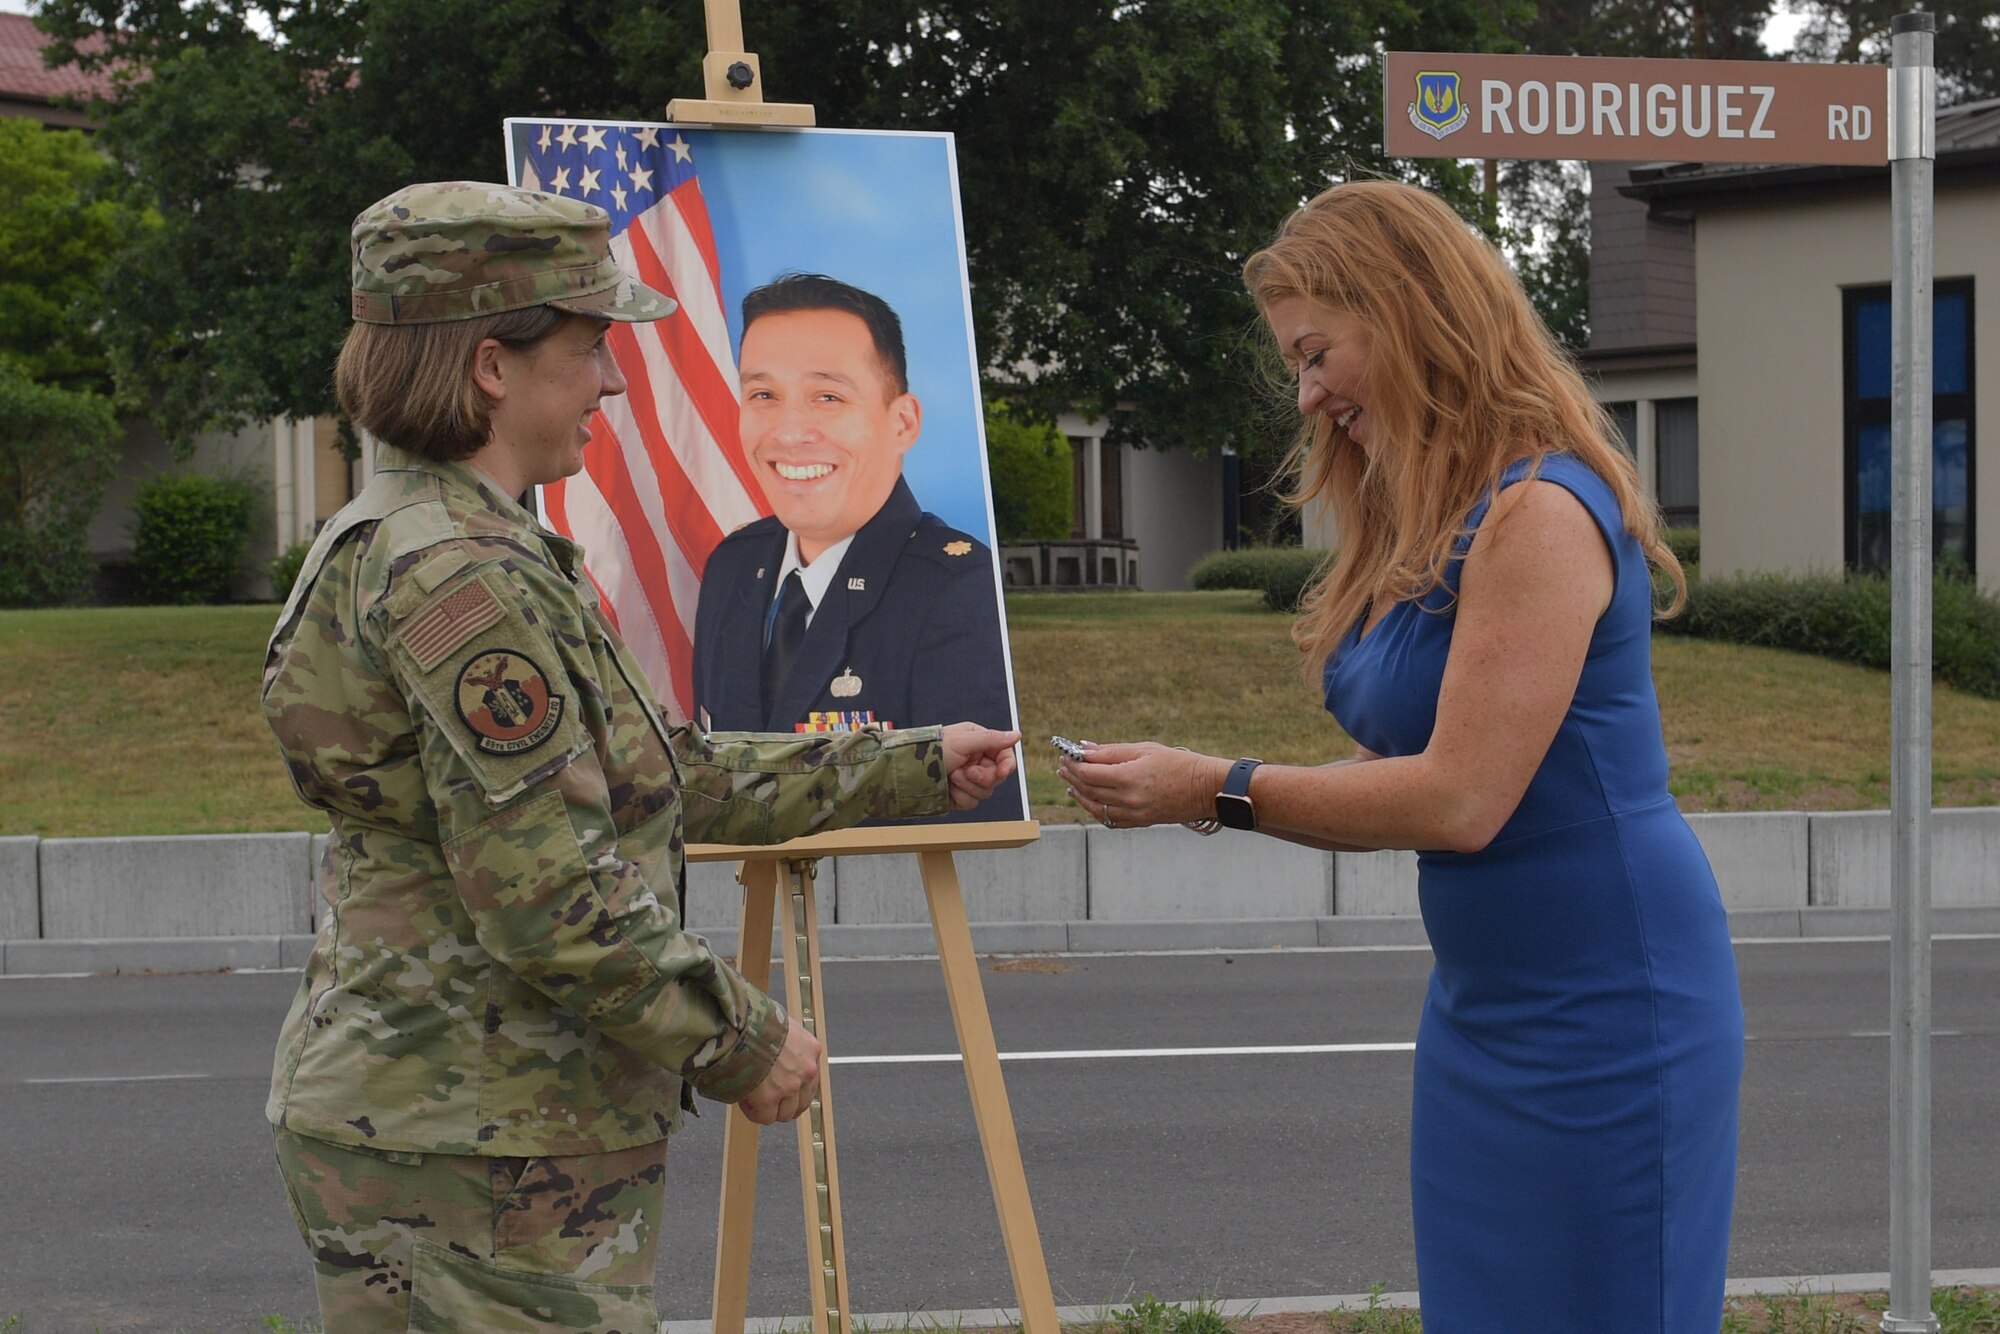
[24,1072,210,1085]
[832,1029,1983,1065]
[831,1042,1415,1066]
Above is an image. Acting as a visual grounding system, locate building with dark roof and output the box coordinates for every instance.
[0,11,111,129]
[1581,96,1997,587]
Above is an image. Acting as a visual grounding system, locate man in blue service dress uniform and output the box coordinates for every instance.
[693,273,1022,821]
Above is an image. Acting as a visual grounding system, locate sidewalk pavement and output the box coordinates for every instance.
[660,1269,2000,1333]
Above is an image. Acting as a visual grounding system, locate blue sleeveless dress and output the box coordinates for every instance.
[1324,455,1743,1333]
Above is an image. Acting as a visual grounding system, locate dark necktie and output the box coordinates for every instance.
[761,571,810,721]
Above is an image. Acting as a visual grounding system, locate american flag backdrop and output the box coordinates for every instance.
[510,121,770,720]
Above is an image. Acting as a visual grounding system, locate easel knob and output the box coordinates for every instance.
[667,1,815,127]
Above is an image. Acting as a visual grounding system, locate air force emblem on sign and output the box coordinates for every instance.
[1410,71,1469,140]
[456,649,564,754]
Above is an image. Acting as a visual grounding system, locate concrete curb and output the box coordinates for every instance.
[6,809,2000,976]
[656,1268,2000,1333]
[9,906,2000,976]
[3,934,298,976]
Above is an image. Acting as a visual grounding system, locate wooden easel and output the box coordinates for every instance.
[665,0,815,127]
[666,11,1057,1328]
[689,823,1059,1334]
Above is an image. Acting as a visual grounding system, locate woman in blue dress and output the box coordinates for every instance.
[1060,180,1744,1333]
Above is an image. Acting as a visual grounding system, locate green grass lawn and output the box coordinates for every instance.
[5,591,1999,837]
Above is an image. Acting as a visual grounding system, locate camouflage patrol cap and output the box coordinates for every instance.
[350,181,675,326]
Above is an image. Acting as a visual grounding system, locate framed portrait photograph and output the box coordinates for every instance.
[504,119,1025,822]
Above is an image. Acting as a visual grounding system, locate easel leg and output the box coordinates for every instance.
[713,859,776,1334]
[919,850,1061,1333]
[777,858,851,1334]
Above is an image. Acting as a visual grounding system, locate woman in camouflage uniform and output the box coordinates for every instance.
[262,182,1019,1332]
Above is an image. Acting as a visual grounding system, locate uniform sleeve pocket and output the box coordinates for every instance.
[406,1235,657,1333]
[444,789,658,1022]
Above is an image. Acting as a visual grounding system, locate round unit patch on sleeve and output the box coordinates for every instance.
[455,649,566,755]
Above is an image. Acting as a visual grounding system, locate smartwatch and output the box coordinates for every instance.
[1215,757,1262,831]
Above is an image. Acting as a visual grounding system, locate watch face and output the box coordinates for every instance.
[1216,794,1255,831]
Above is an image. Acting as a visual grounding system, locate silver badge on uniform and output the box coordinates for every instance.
[847,577,866,591]
[830,669,862,698]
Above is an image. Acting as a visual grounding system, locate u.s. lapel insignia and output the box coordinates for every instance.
[830,669,862,698]
[755,566,766,579]
[943,540,972,556]
[847,576,866,591]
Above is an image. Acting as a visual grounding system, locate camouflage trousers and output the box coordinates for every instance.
[273,1126,667,1333]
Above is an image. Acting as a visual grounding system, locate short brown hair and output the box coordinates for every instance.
[334,305,569,460]
[741,273,908,397]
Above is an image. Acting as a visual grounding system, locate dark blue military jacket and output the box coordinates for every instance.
[692,475,1023,822]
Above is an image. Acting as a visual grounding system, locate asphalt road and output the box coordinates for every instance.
[2,938,1997,1331]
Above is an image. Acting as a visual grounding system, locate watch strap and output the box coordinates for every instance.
[1216,757,1262,830]
[1222,757,1261,800]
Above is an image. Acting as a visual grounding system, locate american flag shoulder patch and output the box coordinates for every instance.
[398,577,505,673]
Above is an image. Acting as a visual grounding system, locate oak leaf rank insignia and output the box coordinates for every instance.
[455,649,564,754]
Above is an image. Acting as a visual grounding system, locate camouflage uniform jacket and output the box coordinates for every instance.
[263,445,949,1156]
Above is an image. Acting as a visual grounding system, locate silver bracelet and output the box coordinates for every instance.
[1172,746,1221,835]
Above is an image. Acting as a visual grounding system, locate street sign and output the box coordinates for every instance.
[1383,51,1889,165]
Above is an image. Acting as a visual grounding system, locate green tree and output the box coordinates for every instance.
[1495,159,1593,349]
[1483,0,1779,349]
[0,362,121,607]
[37,0,1505,457]
[983,400,1072,542]
[1782,1,2000,103]
[0,118,154,395]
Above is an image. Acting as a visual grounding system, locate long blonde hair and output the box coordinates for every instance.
[1242,180,1686,680]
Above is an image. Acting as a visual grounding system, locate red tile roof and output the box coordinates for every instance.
[0,11,115,105]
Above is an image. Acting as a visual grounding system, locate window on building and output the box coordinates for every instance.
[1844,281,1975,574]
[1100,441,1124,539]
[1068,435,1089,539]
[1604,400,1638,459]
[1655,398,1699,529]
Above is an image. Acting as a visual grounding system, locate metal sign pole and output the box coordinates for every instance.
[1883,11,1938,1334]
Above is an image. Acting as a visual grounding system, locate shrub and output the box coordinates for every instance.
[1934,571,2000,699]
[1189,546,1310,590]
[1659,566,2000,699]
[0,364,121,607]
[1262,548,1331,612]
[1188,546,1329,612]
[984,400,1072,541]
[131,472,257,605]
[1662,526,1699,569]
[268,538,311,602]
